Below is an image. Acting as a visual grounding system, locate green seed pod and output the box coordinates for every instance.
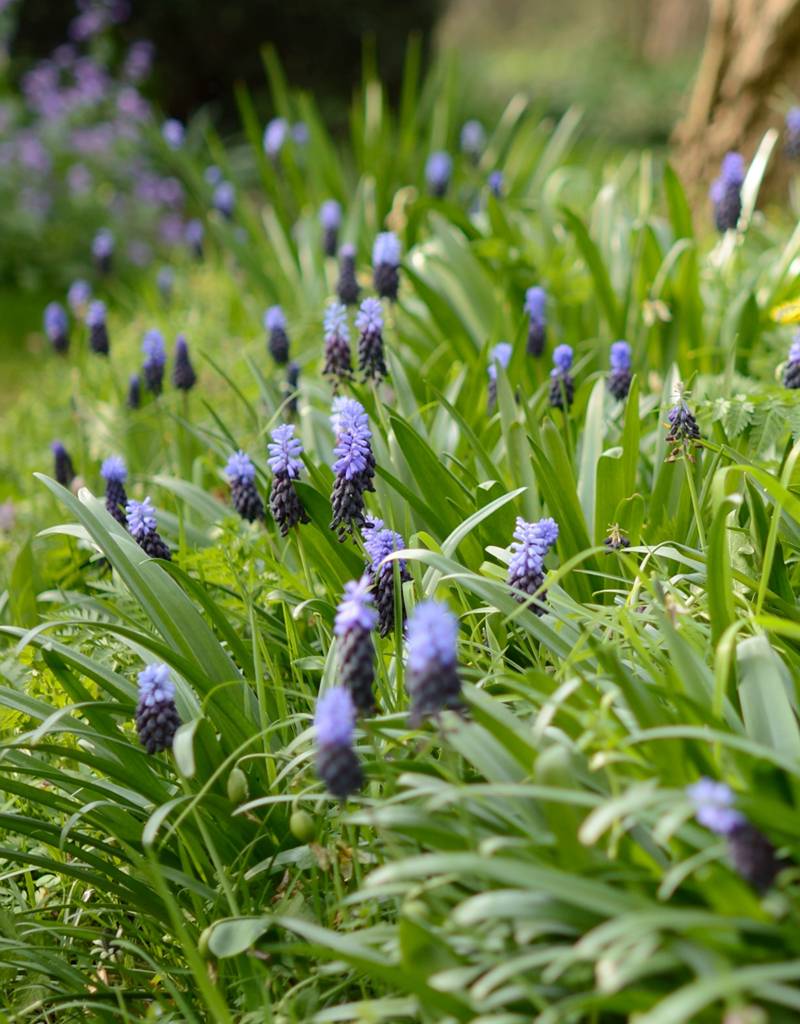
[226,766,249,805]
[290,809,315,843]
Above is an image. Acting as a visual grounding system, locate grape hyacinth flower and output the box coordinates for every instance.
[185,219,204,259]
[426,151,452,198]
[44,302,69,354]
[136,663,180,755]
[330,398,375,541]
[549,344,574,409]
[171,335,196,391]
[162,118,184,148]
[126,497,171,559]
[507,516,559,613]
[710,152,745,233]
[267,424,309,536]
[320,199,341,257]
[460,119,486,161]
[263,117,288,159]
[783,334,800,389]
[213,181,235,219]
[322,302,352,386]
[525,286,547,357]
[356,297,387,382]
[225,450,264,523]
[335,577,378,714]
[337,243,360,306]
[87,300,109,356]
[157,266,174,302]
[52,441,75,488]
[67,279,91,316]
[487,341,512,413]
[101,455,128,526]
[264,305,290,365]
[666,387,702,461]
[607,340,632,401]
[92,228,114,274]
[406,600,463,726]
[372,232,401,302]
[604,523,630,551]
[314,687,362,799]
[362,516,411,636]
[786,107,800,158]
[127,373,141,410]
[687,778,781,893]
[142,329,166,395]
[285,361,300,415]
[204,164,222,186]
[488,170,504,198]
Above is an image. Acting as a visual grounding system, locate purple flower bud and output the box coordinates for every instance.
[285,361,300,415]
[124,40,154,83]
[213,181,235,219]
[67,279,91,315]
[172,335,196,391]
[665,395,701,460]
[323,301,352,385]
[92,228,114,274]
[142,329,166,395]
[87,300,109,356]
[268,425,308,535]
[204,164,222,185]
[136,662,180,754]
[315,687,356,747]
[425,151,452,197]
[51,441,75,488]
[549,345,574,409]
[710,151,745,232]
[488,170,504,198]
[334,576,377,636]
[330,398,375,541]
[263,117,288,158]
[608,341,632,401]
[362,517,411,636]
[225,450,256,483]
[406,600,462,725]
[44,302,69,353]
[337,243,360,306]
[101,455,127,483]
[264,305,290,364]
[507,516,558,611]
[356,297,387,382]
[320,199,341,230]
[126,497,171,559]
[157,266,174,301]
[225,450,264,522]
[373,232,401,301]
[487,342,512,381]
[127,373,141,410]
[686,778,745,835]
[335,576,377,713]
[162,118,184,148]
[101,455,128,525]
[138,663,174,705]
[460,119,485,159]
[267,423,303,478]
[552,344,573,374]
[525,286,547,357]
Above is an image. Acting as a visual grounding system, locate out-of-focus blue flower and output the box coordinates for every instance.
[315,687,356,747]
[785,333,800,389]
[552,344,573,374]
[213,181,235,219]
[267,424,303,478]
[372,232,401,268]
[157,266,174,300]
[264,305,286,332]
[225,450,256,483]
[610,340,631,370]
[487,342,512,381]
[101,455,127,483]
[86,300,105,328]
[334,576,377,636]
[488,170,504,197]
[686,778,745,835]
[184,218,204,257]
[142,328,166,365]
[525,286,546,321]
[124,40,154,83]
[710,151,745,232]
[460,119,486,158]
[67,280,91,314]
[263,117,288,158]
[204,164,222,185]
[44,302,69,349]
[126,497,158,539]
[355,296,383,335]
[324,302,349,340]
[320,199,342,231]
[162,118,184,148]
[426,151,452,197]
[407,600,458,675]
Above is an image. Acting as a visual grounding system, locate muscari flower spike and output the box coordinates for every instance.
[162,118,184,148]
[172,335,197,391]
[687,778,781,893]
[264,305,290,365]
[263,117,288,159]
[136,663,180,754]
[52,441,75,488]
[142,329,166,395]
[267,424,310,536]
[604,523,630,552]
[373,232,401,302]
[488,170,504,198]
[710,151,745,233]
[665,385,701,461]
[783,334,800,389]
[786,107,800,159]
[86,300,109,356]
[67,279,91,315]
[126,496,171,559]
[426,151,452,198]
[92,228,114,274]
[356,297,387,382]
[405,600,463,726]
[549,344,574,409]
[127,373,141,410]
[314,687,363,799]
[285,361,300,415]
[507,516,559,613]
[225,450,264,523]
[44,301,69,354]
[337,243,360,306]
[460,119,486,160]
[487,341,512,413]
[320,199,341,257]
[362,515,411,637]
[185,218,204,259]
[330,398,375,541]
[525,286,547,357]
[101,455,128,526]
[335,576,378,714]
[322,301,352,386]
[607,340,632,401]
[213,181,235,220]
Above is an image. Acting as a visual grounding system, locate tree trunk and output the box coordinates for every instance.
[674,0,800,202]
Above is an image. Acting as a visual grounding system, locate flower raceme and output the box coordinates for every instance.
[125,497,171,559]
[405,600,463,726]
[710,151,745,233]
[142,329,166,395]
[362,516,411,636]
[337,243,360,306]
[315,687,363,799]
[487,342,512,412]
[264,305,290,365]
[335,576,378,714]
[783,335,800,389]
[172,335,197,391]
[549,344,574,409]
[525,286,546,357]
[136,663,180,754]
[507,516,559,613]
[373,231,401,301]
[44,302,69,354]
[355,297,387,382]
[425,151,452,197]
[320,199,341,257]
[225,450,264,523]
[52,441,75,488]
[322,301,352,386]
[607,340,632,401]
[101,455,128,525]
[86,300,110,355]
[330,398,375,541]
[267,424,309,535]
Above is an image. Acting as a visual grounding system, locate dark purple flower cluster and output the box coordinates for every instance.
[335,577,378,714]
[405,600,463,726]
[142,329,166,395]
[710,152,745,233]
[101,455,128,525]
[372,232,401,302]
[44,302,70,354]
[264,306,290,365]
[320,200,341,257]
[337,244,360,306]
[52,441,76,488]
[687,779,781,893]
[225,451,265,523]
[548,344,574,409]
[87,300,109,355]
[604,523,630,551]
[136,663,180,755]
[315,687,363,799]
[666,392,701,461]
[322,302,352,386]
[607,341,632,401]
[267,424,309,535]
[356,298,387,382]
[362,516,411,636]
[126,497,171,559]
[525,287,546,357]
[507,516,559,612]
[171,335,197,391]
[330,398,375,541]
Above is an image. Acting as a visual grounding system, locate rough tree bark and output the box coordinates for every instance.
[674,0,800,201]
